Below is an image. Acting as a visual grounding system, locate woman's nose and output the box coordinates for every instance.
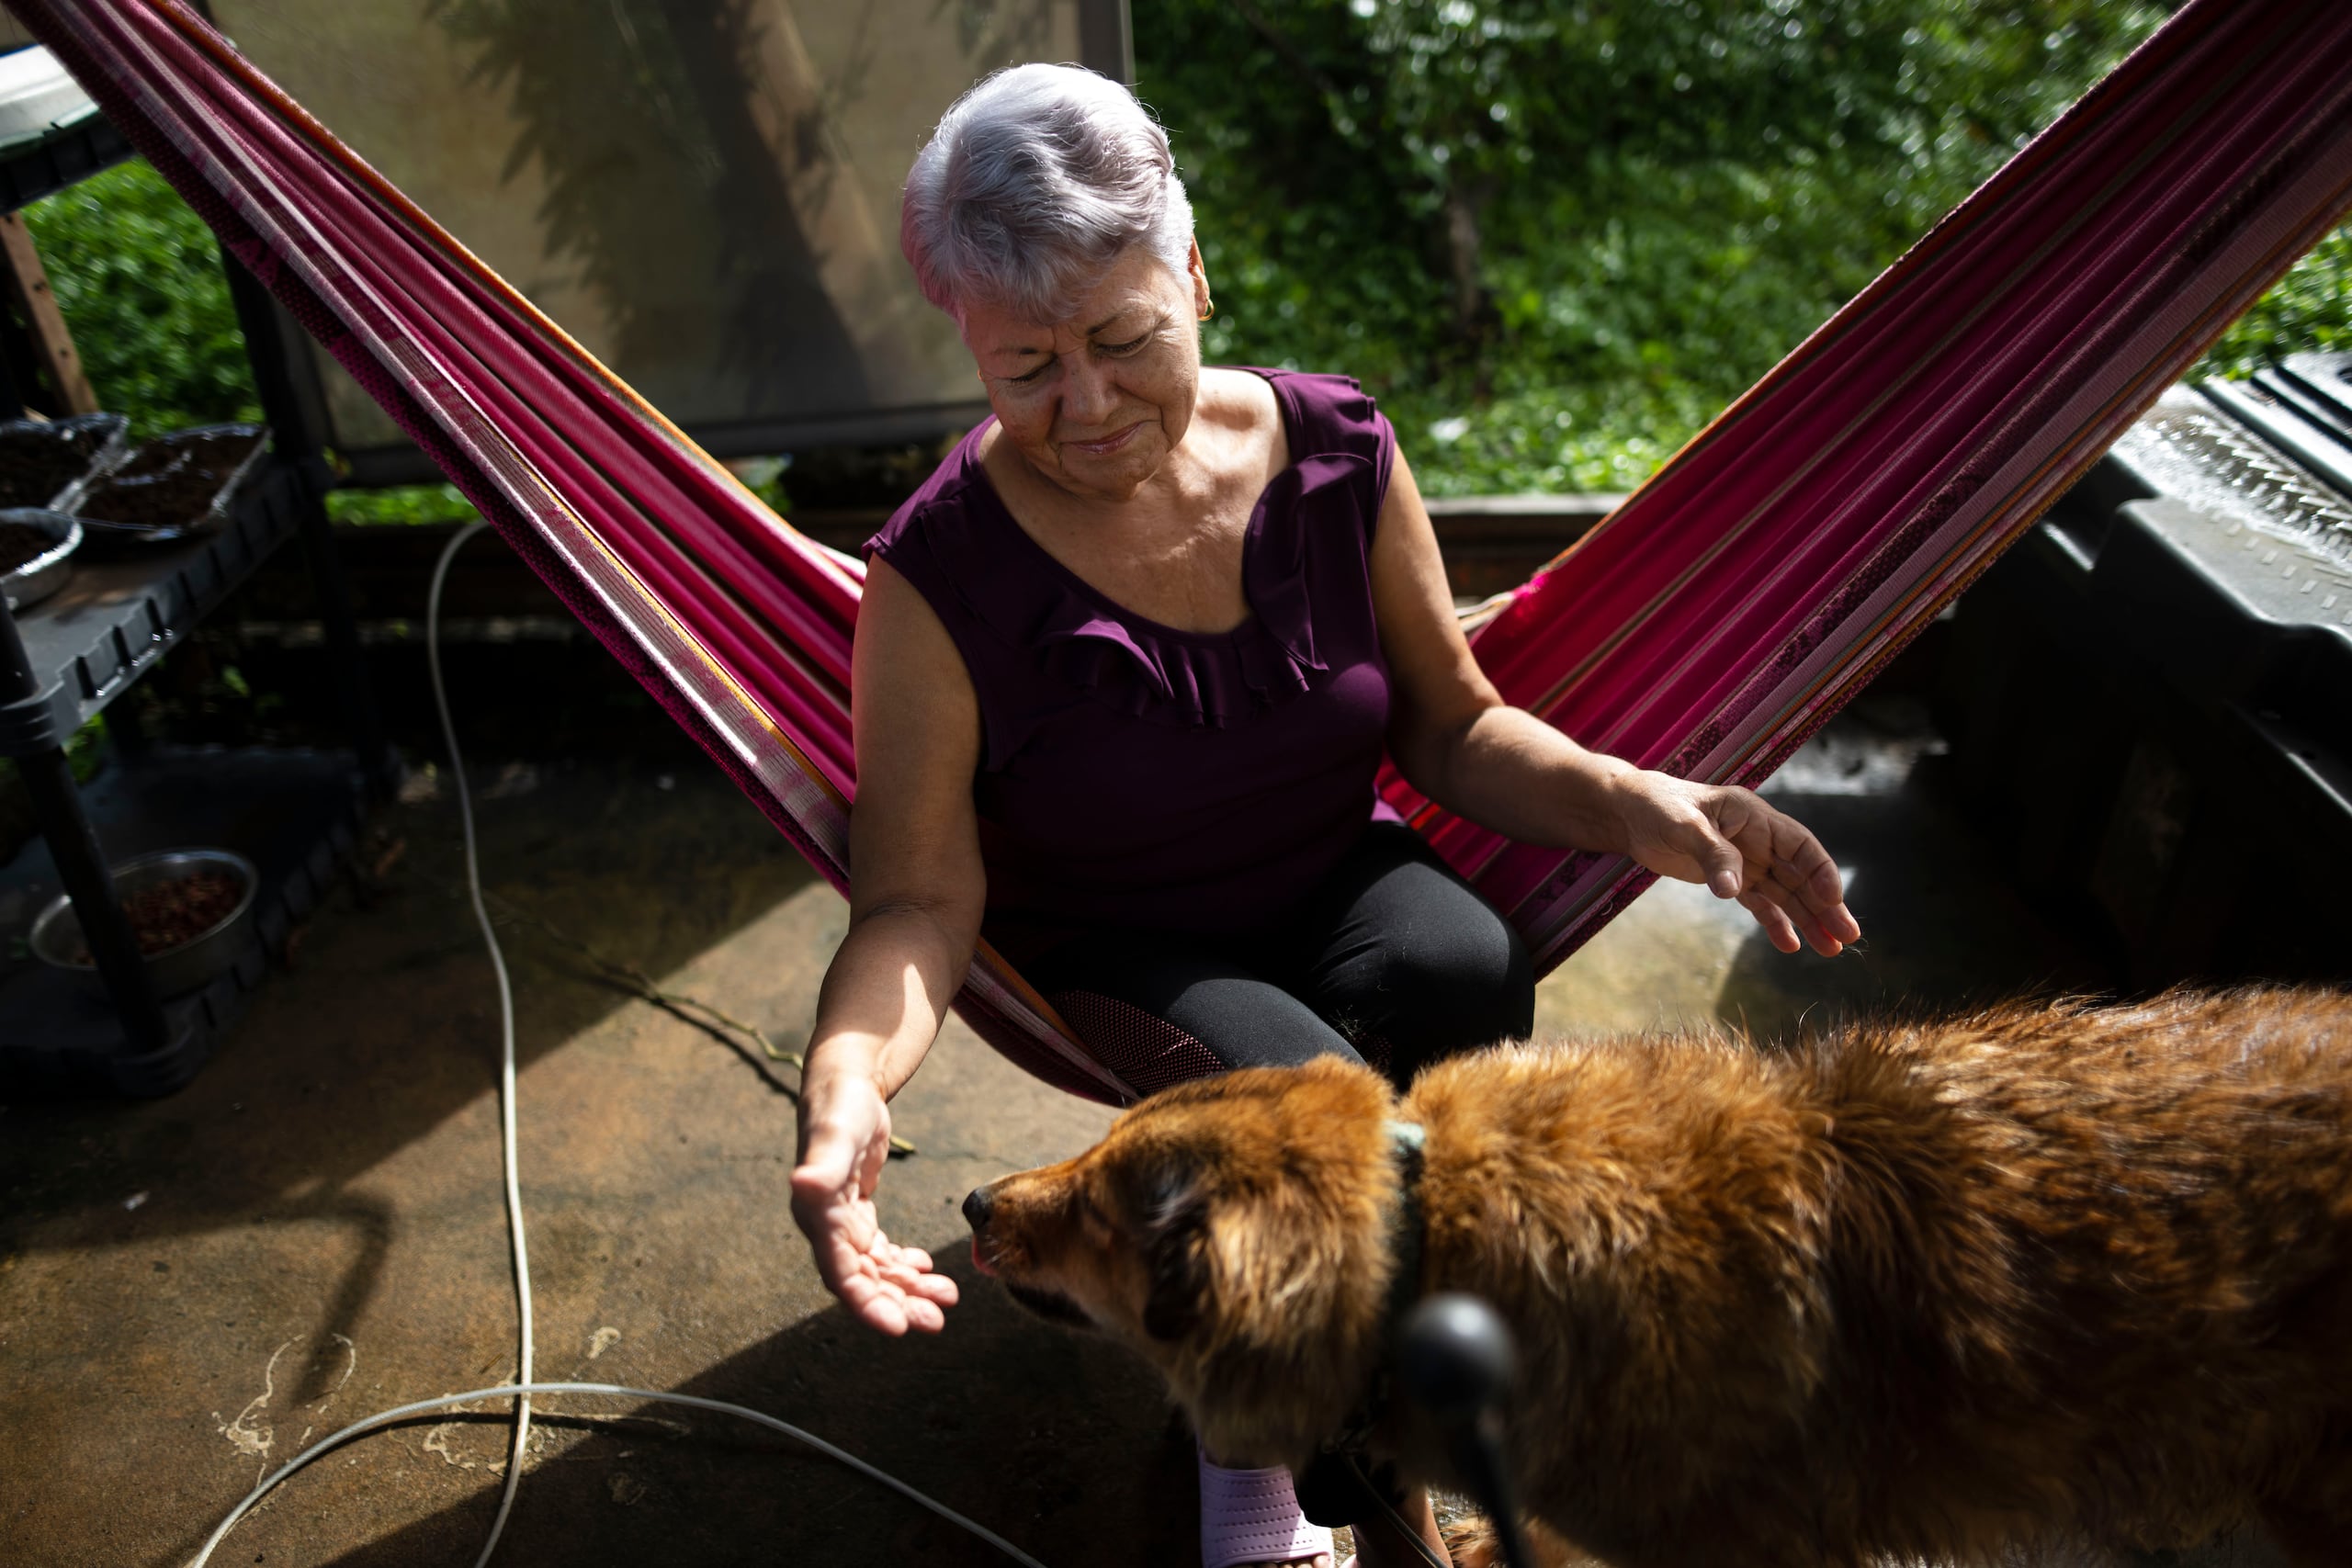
[1060,359,1118,425]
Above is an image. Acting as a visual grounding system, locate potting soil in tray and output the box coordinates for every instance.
[0,519,65,573]
[65,870,243,963]
[0,420,115,509]
[77,430,262,529]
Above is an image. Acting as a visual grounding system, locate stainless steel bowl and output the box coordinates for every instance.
[28,848,260,998]
[0,506,81,611]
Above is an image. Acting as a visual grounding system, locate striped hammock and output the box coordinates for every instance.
[14,0,2350,1103]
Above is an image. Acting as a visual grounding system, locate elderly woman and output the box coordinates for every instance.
[789,63,1860,1568]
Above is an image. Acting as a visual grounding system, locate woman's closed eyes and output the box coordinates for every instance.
[1003,329,1158,386]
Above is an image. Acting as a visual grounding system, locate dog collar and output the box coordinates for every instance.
[1378,1119,1428,1348]
[1293,1119,1430,1526]
[1361,1120,1430,1430]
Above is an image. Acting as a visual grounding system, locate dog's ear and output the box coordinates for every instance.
[1137,1164,1212,1343]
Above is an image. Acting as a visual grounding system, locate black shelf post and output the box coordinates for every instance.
[0,597,173,1053]
[219,253,395,796]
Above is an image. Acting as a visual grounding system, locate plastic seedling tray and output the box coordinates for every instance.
[61,422,270,552]
[0,412,127,512]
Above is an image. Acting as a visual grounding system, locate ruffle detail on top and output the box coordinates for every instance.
[910,448,1376,731]
[1245,453,1370,674]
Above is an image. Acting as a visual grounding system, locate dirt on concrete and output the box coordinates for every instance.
[0,759,1186,1568]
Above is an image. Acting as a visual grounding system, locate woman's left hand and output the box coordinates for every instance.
[1611,772,1861,956]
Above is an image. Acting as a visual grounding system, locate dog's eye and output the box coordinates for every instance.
[1073,1191,1116,1247]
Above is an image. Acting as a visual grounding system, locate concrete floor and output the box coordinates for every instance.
[0,706,2288,1567]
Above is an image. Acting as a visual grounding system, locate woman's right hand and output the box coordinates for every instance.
[790,1070,959,1335]
[790,558,984,1336]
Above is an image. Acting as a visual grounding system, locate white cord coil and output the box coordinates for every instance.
[183,1381,1050,1568]
[182,521,1048,1568]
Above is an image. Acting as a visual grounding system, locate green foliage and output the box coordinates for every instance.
[731,455,793,516]
[1142,0,2193,493]
[21,159,260,438]
[322,482,484,525]
[2198,223,2352,380]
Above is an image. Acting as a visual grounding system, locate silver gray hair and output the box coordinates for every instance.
[901,63,1194,326]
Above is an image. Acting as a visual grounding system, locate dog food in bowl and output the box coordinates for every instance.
[29,848,260,997]
[64,868,245,963]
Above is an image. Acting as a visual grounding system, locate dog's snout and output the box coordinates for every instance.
[962,1184,994,1234]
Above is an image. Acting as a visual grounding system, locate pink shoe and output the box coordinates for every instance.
[1197,1446,1334,1568]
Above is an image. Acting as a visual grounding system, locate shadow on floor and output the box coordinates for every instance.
[1716,755,2119,1044]
[0,761,817,1330]
[247,1258,1198,1568]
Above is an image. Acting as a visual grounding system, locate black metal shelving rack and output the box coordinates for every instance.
[0,107,391,1096]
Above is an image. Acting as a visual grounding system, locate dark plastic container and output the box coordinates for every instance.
[1935,378,2352,985]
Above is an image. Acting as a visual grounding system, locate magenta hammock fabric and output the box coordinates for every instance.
[11,0,2350,1104]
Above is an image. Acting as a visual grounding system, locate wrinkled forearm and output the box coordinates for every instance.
[1396,704,1642,852]
[803,902,975,1105]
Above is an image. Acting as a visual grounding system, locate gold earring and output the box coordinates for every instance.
[1199,299,1216,322]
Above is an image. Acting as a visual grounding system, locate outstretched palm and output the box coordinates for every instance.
[789,1077,958,1335]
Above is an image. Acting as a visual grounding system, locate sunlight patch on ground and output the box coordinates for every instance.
[1533,875,1758,1038]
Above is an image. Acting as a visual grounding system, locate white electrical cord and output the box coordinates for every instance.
[427,520,531,1568]
[181,520,1049,1568]
[185,1381,1048,1568]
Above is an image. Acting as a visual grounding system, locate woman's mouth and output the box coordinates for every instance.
[1063,422,1142,457]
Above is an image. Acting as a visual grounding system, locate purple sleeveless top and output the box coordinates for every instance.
[865,369,1400,958]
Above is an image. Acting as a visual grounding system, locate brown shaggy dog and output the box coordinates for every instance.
[963,988,2352,1567]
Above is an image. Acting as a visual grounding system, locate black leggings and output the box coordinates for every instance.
[1026,824,1534,1097]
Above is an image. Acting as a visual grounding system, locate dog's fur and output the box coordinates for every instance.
[964,988,2352,1567]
